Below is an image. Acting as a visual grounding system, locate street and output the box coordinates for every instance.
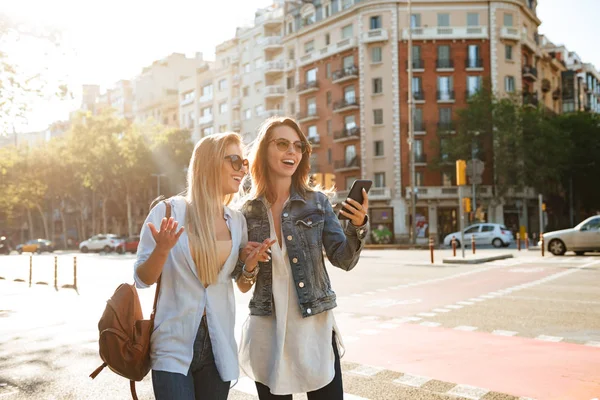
[1,250,599,400]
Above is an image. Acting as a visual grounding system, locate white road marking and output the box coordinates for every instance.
[376,288,388,292]
[360,316,380,321]
[454,325,478,331]
[480,294,496,299]
[446,384,489,400]
[584,341,600,348]
[417,312,437,317]
[420,321,441,328]
[471,298,486,302]
[492,330,518,336]
[357,329,381,335]
[365,298,422,308]
[535,335,563,342]
[349,365,384,377]
[457,301,475,305]
[393,373,432,387]
[446,304,464,309]
[391,317,422,323]
[433,308,451,313]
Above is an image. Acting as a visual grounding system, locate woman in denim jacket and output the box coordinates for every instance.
[233,117,369,400]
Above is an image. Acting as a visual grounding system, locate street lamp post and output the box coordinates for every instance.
[407,0,417,244]
[151,173,166,198]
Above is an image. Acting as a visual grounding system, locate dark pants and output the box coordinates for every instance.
[255,333,343,400]
[152,316,230,400]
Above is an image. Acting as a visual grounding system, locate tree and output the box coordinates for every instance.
[148,125,194,196]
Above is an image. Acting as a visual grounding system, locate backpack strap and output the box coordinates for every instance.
[150,200,171,322]
[130,380,139,400]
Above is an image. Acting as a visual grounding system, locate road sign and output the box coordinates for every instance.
[469,175,483,185]
[467,159,485,178]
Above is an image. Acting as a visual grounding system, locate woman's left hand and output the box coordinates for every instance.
[340,189,369,226]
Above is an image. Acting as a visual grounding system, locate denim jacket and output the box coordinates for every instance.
[232,187,369,318]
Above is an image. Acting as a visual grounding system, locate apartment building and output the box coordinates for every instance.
[178,63,216,142]
[94,80,134,120]
[134,53,205,128]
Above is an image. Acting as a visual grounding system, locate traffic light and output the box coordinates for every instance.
[542,202,547,211]
[456,160,467,186]
[463,197,472,213]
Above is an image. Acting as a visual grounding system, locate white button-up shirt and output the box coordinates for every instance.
[134,196,246,380]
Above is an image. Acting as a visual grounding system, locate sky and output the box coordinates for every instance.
[3,0,600,133]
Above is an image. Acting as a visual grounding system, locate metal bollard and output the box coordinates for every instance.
[29,255,33,287]
[451,236,457,257]
[429,235,435,264]
[54,256,58,291]
[525,233,529,250]
[471,235,476,254]
[517,233,521,251]
[541,234,545,257]
[73,256,78,290]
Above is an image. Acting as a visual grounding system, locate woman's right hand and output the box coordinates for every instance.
[148,217,185,253]
[242,238,276,271]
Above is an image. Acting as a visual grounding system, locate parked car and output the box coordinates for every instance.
[443,223,513,248]
[79,234,122,253]
[0,236,14,255]
[16,239,54,254]
[540,216,600,256]
[116,235,140,254]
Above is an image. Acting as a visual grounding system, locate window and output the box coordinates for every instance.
[344,115,356,130]
[254,58,262,69]
[306,68,317,82]
[467,76,482,96]
[308,125,318,138]
[202,84,213,99]
[467,13,479,26]
[219,124,227,133]
[437,76,454,98]
[219,101,228,114]
[416,171,424,186]
[255,105,264,116]
[243,86,249,97]
[327,149,332,164]
[307,97,317,115]
[326,91,332,106]
[372,78,383,94]
[288,48,295,60]
[287,76,295,89]
[467,45,480,67]
[412,45,422,67]
[411,13,421,28]
[439,107,452,123]
[370,16,382,30]
[202,127,214,136]
[327,119,332,135]
[414,139,424,157]
[412,76,422,94]
[201,106,212,117]
[288,22,293,34]
[290,101,295,114]
[442,171,454,186]
[218,79,227,91]
[343,55,354,69]
[324,4,330,18]
[374,172,385,188]
[342,24,353,39]
[481,225,495,233]
[505,44,513,61]
[374,140,384,156]
[325,33,330,46]
[326,63,331,78]
[465,225,480,234]
[373,109,383,125]
[304,40,315,54]
[244,108,252,120]
[371,46,382,63]
[437,13,450,27]
[344,85,356,103]
[437,45,451,68]
[505,76,515,92]
[243,63,250,73]
[504,13,513,27]
[413,108,424,130]
[342,0,353,10]
[303,12,315,26]
[344,145,357,164]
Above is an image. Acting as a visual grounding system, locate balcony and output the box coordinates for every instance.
[414,153,427,165]
[180,96,194,107]
[231,54,240,64]
[261,36,283,51]
[260,109,283,118]
[264,85,285,98]
[232,75,241,86]
[437,90,455,103]
[308,135,321,148]
[402,26,488,40]
[255,8,283,27]
[334,186,391,202]
[298,38,358,67]
[408,91,425,103]
[541,79,551,93]
[198,114,213,126]
[552,88,561,100]
[523,92,539,107]
[406,59,425,71]
[296,110,319,123]
[296,80,319,95]
[199,93,213,104]
[334,156,361,172]
[333,98,359,113]
[406,186,460,200]
[522,65,538,81]
[263,60,285,75]
[521,33,538,52]
[437,121,455,133]
[361,28,389,43]
[466,58,484,70]
[285,60,295,71]
[436,59,454,71]
[232,120,241,130]
[332,65,359,84]
[333,127,360,143]
[500,26,520,41]
[232,98,240,109]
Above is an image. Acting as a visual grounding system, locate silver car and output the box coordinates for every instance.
[443,223,514,248]
[541,216,600,256]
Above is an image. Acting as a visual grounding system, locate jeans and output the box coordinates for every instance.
[152,316,230,400]
[255,333,343,400]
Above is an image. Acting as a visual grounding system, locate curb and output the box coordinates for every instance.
[442,254,514,264]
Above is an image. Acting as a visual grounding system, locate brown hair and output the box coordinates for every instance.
[247,117,316,204]
[186,132,242,286]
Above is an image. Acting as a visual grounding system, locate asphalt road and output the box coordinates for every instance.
[0,249,599,400]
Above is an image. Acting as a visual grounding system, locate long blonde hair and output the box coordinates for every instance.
[186,132,242,286]
[247,117,315,204]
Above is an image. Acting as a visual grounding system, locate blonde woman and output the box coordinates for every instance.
[233,117,369,400]
[134,132,272,400]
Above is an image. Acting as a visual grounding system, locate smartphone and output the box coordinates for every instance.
[338,179,372,220]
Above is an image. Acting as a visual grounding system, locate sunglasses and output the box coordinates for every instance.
[269,138,307,154]
[224,155,249,171]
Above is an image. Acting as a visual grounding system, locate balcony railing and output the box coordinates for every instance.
[333,127,360,142]
[263,60,285,74]
[437,121,455,132]
[552,88,561,100]
[413,122,426,133]
[332,65,359,83]
[296,110,319,123]
[334,156,361,172]
[296,80,319,95]
[406,59,425,70]
[500,26,520,41]
[360,28,388,43]
[260,36,283,48]
[402,26,488,40]
[199,94,213,103]
[308,135,321,147]
[408,91,425,101]
[414,153,427,164]
[523,92,539,107]
[522,65,538,80]
[298,38,358,67]
[333,98,359,113]
[437,90,456,102]
[541,79,551,92]
[436,59,454,69]
[264,85,285,97]
[260,109,283,118]
[466,58,484,69]
[198,114,213,125]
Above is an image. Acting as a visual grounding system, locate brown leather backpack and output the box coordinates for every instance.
[89,201,170,399]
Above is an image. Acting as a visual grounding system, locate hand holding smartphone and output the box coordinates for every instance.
[338,179,372,220]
